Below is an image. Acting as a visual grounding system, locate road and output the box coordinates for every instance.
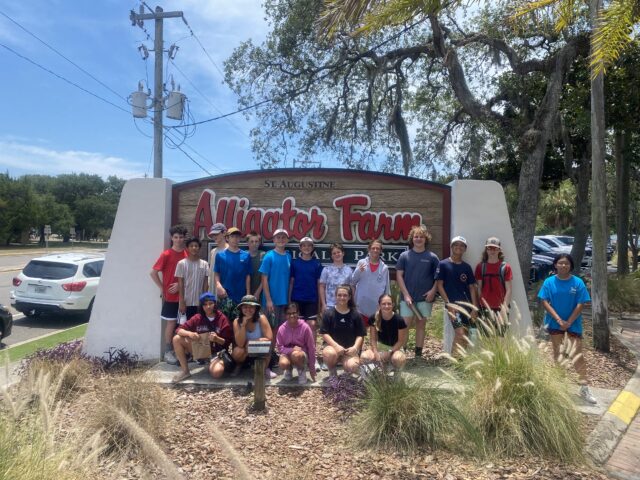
[0,248,104,347]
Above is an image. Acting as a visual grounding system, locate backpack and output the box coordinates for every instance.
[481,262,507,290]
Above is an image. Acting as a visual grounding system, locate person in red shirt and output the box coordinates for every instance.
[474,236,513,334]
[171,293,233,383]
[150,225,188,364]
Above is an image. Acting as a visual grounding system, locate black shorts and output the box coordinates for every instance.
[297,301,318,320]
[160,301,179,321]
[450,311,472,330]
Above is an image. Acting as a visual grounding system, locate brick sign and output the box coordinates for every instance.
[172,169,451,261]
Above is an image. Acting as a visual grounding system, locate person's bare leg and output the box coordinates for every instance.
[172,335,191,373]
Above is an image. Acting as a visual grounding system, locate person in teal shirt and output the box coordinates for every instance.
[538,253,596,404]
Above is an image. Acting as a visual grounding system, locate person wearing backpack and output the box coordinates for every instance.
[474,237,513,334]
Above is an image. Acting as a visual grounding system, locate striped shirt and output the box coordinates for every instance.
[175,258,209,306]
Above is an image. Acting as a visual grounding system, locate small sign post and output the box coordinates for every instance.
[247,340,271,411]
[44,224,51,252]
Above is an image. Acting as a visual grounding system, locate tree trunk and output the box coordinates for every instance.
[615,129,630,275]
[590,0,610,352]
[571,158,591,271]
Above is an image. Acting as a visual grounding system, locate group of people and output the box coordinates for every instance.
[149,223,597,404]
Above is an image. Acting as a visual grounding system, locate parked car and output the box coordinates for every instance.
[0,304,12,343]
[10,253,104,319]
[534,236,572,253]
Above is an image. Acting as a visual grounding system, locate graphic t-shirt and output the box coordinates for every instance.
[396,249,440,301]
[436,258,476,304]
[537,275,590,335]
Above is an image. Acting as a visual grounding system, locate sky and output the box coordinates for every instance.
[0,0,289,182]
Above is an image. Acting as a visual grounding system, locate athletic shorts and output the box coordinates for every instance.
[160,301,179,321]
[400,300,433,318]
[548,328,582,339]
[296,301,318,320]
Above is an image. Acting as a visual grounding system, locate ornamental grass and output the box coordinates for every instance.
[0,362,105,480]
[456,312,584,462]
[350,371,479,453]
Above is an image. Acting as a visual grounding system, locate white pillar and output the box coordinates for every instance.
[84,178,173,360]
[443,180,532,353]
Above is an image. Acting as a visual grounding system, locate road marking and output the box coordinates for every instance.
[608,390,640,425]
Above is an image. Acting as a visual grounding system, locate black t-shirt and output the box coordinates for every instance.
[367,313,407,347]
[320,307,366,348]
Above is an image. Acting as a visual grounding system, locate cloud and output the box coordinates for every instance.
[0,140,146,179]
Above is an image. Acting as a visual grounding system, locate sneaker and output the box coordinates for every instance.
[265,368,278,379]
[164,350,178,365]
[283,369,293,381]
[580,385,597,404]
[297,370,307,385]
[171,370,191,383]
[315,359,322,372]
[321,362,329,372]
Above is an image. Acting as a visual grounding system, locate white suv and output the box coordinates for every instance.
[10,252,104,319]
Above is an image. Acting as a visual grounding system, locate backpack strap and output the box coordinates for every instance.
[498,262,506,289]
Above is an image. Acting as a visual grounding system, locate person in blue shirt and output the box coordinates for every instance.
[289,236,323,371]
[260,228,292,329]
[538,253,596,404]
[214,227,251,312]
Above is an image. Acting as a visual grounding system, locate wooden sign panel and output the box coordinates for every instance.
[172,169,451,260]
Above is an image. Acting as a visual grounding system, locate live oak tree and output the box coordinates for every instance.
[226,0,594,284]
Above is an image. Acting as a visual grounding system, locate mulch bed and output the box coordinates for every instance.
[121,387,609,480]
[87,308,638,479]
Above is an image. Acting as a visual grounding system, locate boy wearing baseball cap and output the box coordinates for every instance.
[207,223,228,296]
[436,235,478,355]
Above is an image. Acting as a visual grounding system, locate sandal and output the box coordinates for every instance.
[171,370,191,383]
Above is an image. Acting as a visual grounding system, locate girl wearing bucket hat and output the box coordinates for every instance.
[231,294,277,379]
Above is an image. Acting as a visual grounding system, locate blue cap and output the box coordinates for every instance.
[199,292,216,304]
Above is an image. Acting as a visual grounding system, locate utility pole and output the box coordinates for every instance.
[130,5,183,178]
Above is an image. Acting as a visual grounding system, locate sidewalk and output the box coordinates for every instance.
[601,315,640,480]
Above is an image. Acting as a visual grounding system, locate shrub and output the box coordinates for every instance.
[322,374,366,413]
[608,274,640,312]
[86,373,170,456]
[25,357,92,401]
[457,333,584,461]
[351,373,479,452]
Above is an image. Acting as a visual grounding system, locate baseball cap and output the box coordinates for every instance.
[273,228,290,238]
[208,223,227,236]
[485,237,501,248]
[199,292,216,304]
[226,227,241,236]
[300,236,314,245]
[450,235,467,247]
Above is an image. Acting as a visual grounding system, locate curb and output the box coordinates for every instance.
[586,321,640,465]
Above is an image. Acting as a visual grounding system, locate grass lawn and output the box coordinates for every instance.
[4,324,87,362]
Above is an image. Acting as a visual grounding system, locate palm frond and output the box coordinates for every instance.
[590,0,638,76]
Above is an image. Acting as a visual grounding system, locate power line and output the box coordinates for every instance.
[169,58,249,139]
[0,42,131,115]
[0,9,127,102]
[168,98,274,128]
[180,15,226,80]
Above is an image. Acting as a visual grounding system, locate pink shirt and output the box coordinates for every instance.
[276,319,316,372]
